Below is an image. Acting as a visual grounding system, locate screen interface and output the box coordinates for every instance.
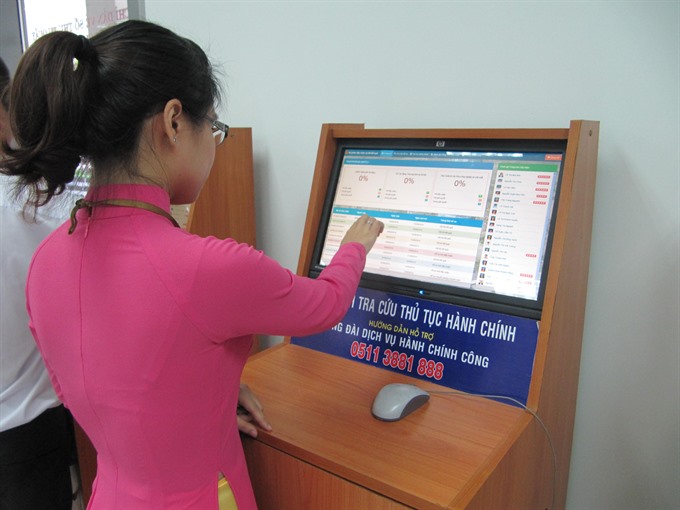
[316,144,564,305]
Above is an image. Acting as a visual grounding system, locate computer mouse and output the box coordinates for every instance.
[371,383,430,421]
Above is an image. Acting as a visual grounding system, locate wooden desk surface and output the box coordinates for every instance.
[242,343,531,510]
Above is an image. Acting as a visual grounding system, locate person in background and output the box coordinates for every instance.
[0,57,73,509]
[1,21,383,510]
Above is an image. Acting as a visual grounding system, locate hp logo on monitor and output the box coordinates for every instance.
[436,141,446,147]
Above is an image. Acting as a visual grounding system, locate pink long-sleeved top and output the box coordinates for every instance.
[26,184,366,509]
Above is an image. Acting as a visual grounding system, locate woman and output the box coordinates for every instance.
[2,20,382,510]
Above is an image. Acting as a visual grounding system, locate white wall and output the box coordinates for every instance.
[147,2,679,508]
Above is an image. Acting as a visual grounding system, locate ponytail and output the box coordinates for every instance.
[2,31,98,207]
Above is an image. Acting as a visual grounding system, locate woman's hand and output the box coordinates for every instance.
[237,384,272,438]
[340,214,384,254]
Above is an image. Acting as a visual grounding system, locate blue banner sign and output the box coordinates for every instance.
[291,287,539,405]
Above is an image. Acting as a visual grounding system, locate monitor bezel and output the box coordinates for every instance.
[308,137,568,320]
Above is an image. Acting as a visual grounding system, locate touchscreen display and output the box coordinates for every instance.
[316,146,563,304]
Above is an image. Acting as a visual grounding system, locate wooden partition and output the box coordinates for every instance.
[75,127,257,507]
[241,121,599,509]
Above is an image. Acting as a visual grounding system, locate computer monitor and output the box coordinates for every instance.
[308,137,567,319]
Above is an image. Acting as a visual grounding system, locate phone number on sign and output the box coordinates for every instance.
[349,341,444,380]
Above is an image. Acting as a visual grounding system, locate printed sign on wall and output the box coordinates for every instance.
[291,287,539,405]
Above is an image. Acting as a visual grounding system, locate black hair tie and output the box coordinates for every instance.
[74,34,97,67]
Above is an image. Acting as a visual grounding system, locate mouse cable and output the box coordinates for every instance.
[429,389,557,510]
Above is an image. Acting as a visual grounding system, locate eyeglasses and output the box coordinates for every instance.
[211,119,229,145]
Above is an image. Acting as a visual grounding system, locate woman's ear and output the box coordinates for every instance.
[161,98,183,144]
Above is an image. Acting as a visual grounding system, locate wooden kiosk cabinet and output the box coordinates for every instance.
[241,121,599,510]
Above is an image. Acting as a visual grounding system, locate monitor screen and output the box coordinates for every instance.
[309,138,566,318]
